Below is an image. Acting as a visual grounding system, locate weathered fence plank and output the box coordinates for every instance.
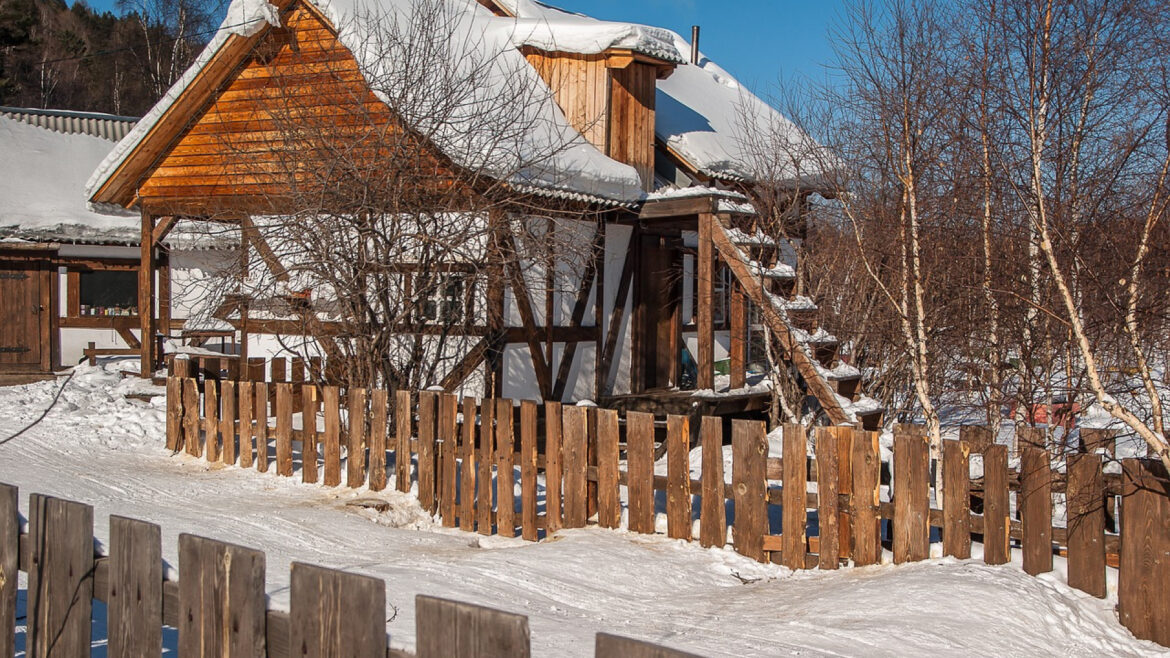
[666,415,692,541]
[942,439,971,559]
[816,428,839,570]
[238,381,254,469]
[1020,446,1053,575]
[851,429,881,567]
[1119,459,1170,646]
[109,515,162,658]
[1066,453,1105,598]
[369,389,389,492]
[290,563,386,657]
[276,382,294,477]
[596,633,703,657]
[419,391,438,513]
[439,394,458,523]
[893,428,930,563]
[204,379,220,462]
[183,377,200,457]
[323,386,341,486]
[732,419,767,562]
[416,596,531,657]
[563,405,589,529]
[0,483,16,658]
[545,402,564,534]
[520,400,539,540]
[477,400,495,535]
[496,399,516,537]
[982,444,1010,565]
[459,398,477,532]
[699,416,726,548]
[837,427,854,562]
[178,534,266,657]
[627,411,655,535]
[254,381,269,473]
[782,423,807,570]
[396,390,413,493]
[301,385,318,484]
[960,425,993,454]
[596,408,621,530]
[220,381,237,465]
[27,494,94,658]
[166,376,182,452]
[347,388,368,488]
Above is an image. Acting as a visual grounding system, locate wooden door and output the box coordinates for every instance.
[0,261,47,369]
[637,236,681,390]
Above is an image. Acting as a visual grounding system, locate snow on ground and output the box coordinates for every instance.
[0,362,1165,656]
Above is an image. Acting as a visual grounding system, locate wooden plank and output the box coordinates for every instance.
[396,390,412,493]
[301,385,318,484]
[220,381,238,465]
[1080,428,1117,457]
[416,595,531,658]
[0,483,16,658]
[276,382,294,477]
[419,392,438,512]
[666,415,693,540]
[238,381,254,469]
[695,216,715,391]
[562,405,589,529]
[178,534,266,657]
[270,355,287,386]
[108,516,162,658]
[496,399,516,537]
[942,439,971,559]
[732,419,767,562]
[204,379,220,462]
[959,425,993,454]
[587,408,599,520]
[627,411,656,535]
[1067,453,1106,598]
[478,399,495,535]
[816,428,840,569]
[699,416,726,548]
[439,394,459,526]
[596,633,703,658]
[167,376,183,451]
[729,283,747,390]
[545,402,564,534]
[1020,446,1053,575]
[139,212,156,375]
[596,408,621,529]
[369,389,389,491]
[27,494,94,658]
[837,426,855,561]
[982,444,1011,566]
[323,386,341,486]
[520,400,539,541]
[893,428,930,563]
[782,423,808,570]
[459,398,477,532]
[254,381,269,472]
[1118,459,1170,646]
[347,388,368,488]
[850,429,881,566]
[290,563,387,657]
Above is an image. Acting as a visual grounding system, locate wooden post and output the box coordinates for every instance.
[959,425,993,455]
[666,415,692,541]
[729,283,747,390]
[28,495,94,657]
[1066,453,1106,598]
[782,423,808,569]
[276,382,294,477]
[982,444,1011,565]
[477,399,494,535]
[699,416,726,548]
[290,563,386,656]
[837,427,855,561]
[220,381,237,465]
[396,390,412,493]
[562,405,589,529]
[238,381,254,469]
[520,400,539,540]
[596,408,621,530]
[204,379,220,463]
[850,429,881,567]
[816,428,840,569]
[627,411,655,535]
[416,596,530,658]
[1118,459,1170,646]
[942,439,971,559]
[177,534,266,656]
[166,376,182,452]
[254,381,269,472]
[347,388,368,488]
[108,516,162,657]
[183,377,201,457]
[696,213,715,390]
[301,385,318,484]
[545,402,564,534]
[139,211,156,376]
[732,419,767,562]
[893,427,930,563]
[459,398,477,532]
[1080,428,1117,457]
[1020,446,1053,575]
[495,399,515,536]
[0,483,16,658]
[438,393,458,522]
[419,392,438,512]
[323,386,341,486]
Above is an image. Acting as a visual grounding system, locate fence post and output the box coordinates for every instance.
[183,377,200,458]
[893,426,930,563]
[0,483,16,658]
[942,439,971,559]
[166,376,182,452]
[396,390,412,493]
[626,411,655,535]
[520,400,539,540]
[1067,453,1105,598]
[276,382,294,477]
[221,381,237,465]
[477,399,495,535]
[108,516,162,657]
[596,408,621,530]
[290,563,386,656]
[850,429,881,566]
[1020,446,1053,575]
[666,415,692,541]
[204,378,220,463]
[416,596,530,658]
[238,381,254,469]
[323,386,341,486]
[699,416,726,548]
[28,494,94,657]
[496,399,516,536]
[815,427,840,569]
[254,381,269,473]
[418,392,438,512]
[959,425,993,455]
[178,534,266,656]
[346,388,368,488]
[782,423,808,569]
[459,398,477,532]
[562,405,589,529]
[301,385,318,484]
[732,419,766,562]
[439,394,459,524]
[369,389,388,492]
[982,444,1010,565]
[544,403,564,534]
[1119,459,1170,646]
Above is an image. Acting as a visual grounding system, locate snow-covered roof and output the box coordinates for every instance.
[491,0,685,64]
[0,115,139,245]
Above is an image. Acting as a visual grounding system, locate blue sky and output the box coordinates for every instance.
[78,0,843,94]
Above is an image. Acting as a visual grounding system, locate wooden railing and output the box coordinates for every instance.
[163,363,1170,649]
[0,483,700,656]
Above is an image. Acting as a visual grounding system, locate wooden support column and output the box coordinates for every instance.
[729,281,747,390]
[139,211,156,376]
[158,254,172,340]
[696,213,715,390]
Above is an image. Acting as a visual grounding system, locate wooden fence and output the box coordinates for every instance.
[163,358,1170,649]
[0,482,704,657]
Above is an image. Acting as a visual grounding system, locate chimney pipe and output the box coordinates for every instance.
[691,25,700,65]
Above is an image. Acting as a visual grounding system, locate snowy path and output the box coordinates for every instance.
[0,364,1164,657]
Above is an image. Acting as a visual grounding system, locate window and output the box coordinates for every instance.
[77,270,138,317]
[712,266,732,327]
[415,272,469,324]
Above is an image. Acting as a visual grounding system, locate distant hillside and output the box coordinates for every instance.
[0,0,225,116]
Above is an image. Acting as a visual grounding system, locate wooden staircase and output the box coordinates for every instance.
[710,215,882,430]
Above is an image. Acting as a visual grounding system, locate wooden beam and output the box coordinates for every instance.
[500,233,552,399]
[116,327,142,350]
[240,215,290,283]
[638,194,717,220]
[152,216,178,244]
[730,281,747,389]
[138,211,156,376]
[696,213,715,390]
[598,241,635,397]
[552,226,603,402]
[440,338,489,392]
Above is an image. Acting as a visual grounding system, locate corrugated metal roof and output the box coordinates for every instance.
[0,106,139,142]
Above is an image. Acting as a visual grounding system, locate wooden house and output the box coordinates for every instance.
[82,0,880,426]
